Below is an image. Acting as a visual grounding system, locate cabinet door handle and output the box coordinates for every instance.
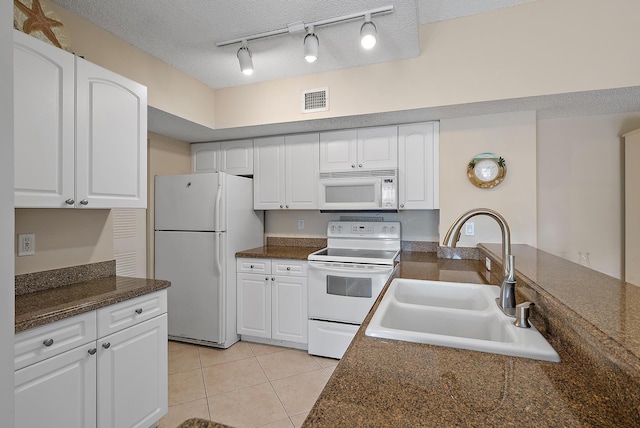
[351,164,356,168]
[65,198,75,205]
[79,199,89,205]
[358,163,362,168]
[285,205,289,209]
[88,348,97,355]
[43,338,54,347]
[280,204,284,208]
[135,308,143,314]
[271,277,275,281]
[400,204,404,208]
[102,342,111,349]
[286,267,291,271]
[265,277,269,281]
[250,265,254,269]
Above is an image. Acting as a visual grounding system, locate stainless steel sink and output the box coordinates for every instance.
[365,279,560,362]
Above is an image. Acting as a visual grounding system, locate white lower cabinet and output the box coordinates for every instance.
[237,259,308,345]
[14,290,168,428]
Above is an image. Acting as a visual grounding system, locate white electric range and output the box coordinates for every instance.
[307,220,400,359]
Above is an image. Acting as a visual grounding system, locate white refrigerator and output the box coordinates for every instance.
[154,172,264,348]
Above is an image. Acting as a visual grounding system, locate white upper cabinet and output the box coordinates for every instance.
[221,140,253,175]
[254,134,318,210]
[13,30,147,209]
[319,126,397,172]
[398,122,439,210]
[13,29,75,208]
[192,140,254,176]
[75,58,147,209]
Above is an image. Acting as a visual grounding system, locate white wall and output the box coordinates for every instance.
[265,210,440,242]
[537,112,640,278]
[439,111,538,248]
[1,0,15,423]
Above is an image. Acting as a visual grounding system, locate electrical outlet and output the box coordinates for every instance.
[297,219,305,230]
[465,222,475,236]
[18,233,35,256]
[485,257,491,271]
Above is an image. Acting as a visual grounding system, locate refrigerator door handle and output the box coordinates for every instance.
[213,232,223,276]
[213,232,225,342]
[213,179,223,232]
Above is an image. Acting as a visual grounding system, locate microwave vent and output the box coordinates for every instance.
[319,169,396,180]
[302,87,328,113]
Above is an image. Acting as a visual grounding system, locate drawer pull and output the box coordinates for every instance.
[286,267,291,271]
[250,265,254,269]
[135,308,143,314]
[265,277,269,281]
[43,338,54,347]
[88,348,97,355]
[102,342,111,349]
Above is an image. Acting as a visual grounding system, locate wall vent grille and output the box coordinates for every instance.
[302,87,329,113]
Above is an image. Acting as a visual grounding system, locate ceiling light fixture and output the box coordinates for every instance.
[304,26,319,63]
[360,13,377,50]
[237,40,253,75]
[217,5,393,74]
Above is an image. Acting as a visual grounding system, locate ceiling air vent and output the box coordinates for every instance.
[302,87,329,113]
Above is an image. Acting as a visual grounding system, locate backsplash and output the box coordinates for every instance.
[15,260,115,295]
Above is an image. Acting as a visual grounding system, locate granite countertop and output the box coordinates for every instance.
[176,418,231,428]
[15,263,170,333]
[303,246,640,427]
[236,245,323,261]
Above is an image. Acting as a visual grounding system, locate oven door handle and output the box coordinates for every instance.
[308,261,393,274]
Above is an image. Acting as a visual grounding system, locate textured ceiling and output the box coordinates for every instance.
[49,0,539,89]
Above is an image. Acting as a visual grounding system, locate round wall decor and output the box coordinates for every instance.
[467,153,506,189]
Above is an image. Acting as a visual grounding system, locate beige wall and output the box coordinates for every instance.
[146,132,192,277]
[537,112,640,279]
[265,210,440,242]
[214,0,640,128]
[47,2,217,129]
[14,209,113,275]
[439,111,538,248]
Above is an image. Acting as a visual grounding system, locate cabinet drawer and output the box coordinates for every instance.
[97,290,167,338]
[272,260,308,276]
[15,311,97,371]
[237,258,271,274]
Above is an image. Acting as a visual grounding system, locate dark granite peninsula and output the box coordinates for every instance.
[303,245,640,427]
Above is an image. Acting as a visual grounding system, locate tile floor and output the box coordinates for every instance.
[158,340,338,428]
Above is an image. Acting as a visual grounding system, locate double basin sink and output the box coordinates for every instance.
[365,278,560,362]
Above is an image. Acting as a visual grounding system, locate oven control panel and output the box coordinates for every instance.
[327,221,400,239]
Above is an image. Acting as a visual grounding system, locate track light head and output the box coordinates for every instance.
[304,26,319,63]
[360,13,377,50]
[237,40,253,75]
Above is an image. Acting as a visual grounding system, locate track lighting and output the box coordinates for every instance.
[360,13,377,50]
[304,26,319,63]
[217,5,393,74]
[237,40,253,75]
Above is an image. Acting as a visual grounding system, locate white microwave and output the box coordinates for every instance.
[318,169,397,211]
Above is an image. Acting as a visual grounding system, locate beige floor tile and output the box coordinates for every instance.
[258,418,294,428]
[202,357,268,396]
[168,345,201,374]
[311,355,338,369]
[157,398,210,428]
[248,341,289,356]
[199,341,254,367]
[168,340,192,353]
[323,365,337,376]
[271,369,330,416]
[168,368,207,406]
[257,349,322,381]
[289,411,309,428]
[207,383,288,428]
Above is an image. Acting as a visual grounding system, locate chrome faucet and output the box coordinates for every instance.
[443,208,517,317]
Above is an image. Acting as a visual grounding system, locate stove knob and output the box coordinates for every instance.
[382,226,388,233]
[337,226,343,232]
[330,226,335,232]
[390,226,396,233]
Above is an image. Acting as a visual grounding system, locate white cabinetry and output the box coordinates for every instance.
[237,259,308,345]
[192,140,254,176]
[13,30,147,209]
[398,122,440,210]
[14,290,168,428]
[253,133,319,210]
[319,126,398,172]
[625,129,640,286]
